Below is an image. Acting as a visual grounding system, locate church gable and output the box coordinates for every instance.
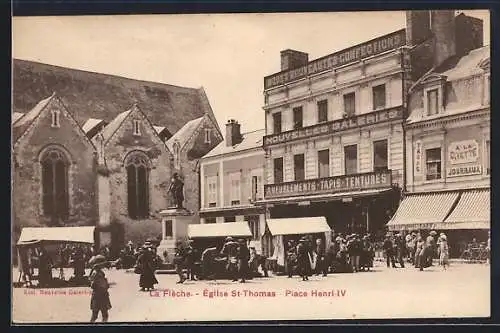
[104,105,171,159]
[184,115,223,161]
[14,95,96,156]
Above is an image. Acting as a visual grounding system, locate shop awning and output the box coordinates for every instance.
[440,189,490,229]
[188,222,252,238]
[387,192,459,231]
[17,226,96,246]
[267,217,331,236]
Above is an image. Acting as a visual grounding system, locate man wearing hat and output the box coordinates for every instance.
[221,237,239,281]
[89,259,111,323]
[296,237,310,281]
[237,239,250,283]
[383,234,396,268]
[394,233,406,268]
[185,240,198,281]
[286,240,298,278]
[173,240,187,284]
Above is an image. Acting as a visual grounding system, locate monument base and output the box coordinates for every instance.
[157,207,194,265]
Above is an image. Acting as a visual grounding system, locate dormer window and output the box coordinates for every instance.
[133,120,141,136]
[51,109,60,128]
[484,74,490,105]
[424,87,441,116]
[204,128,211,144]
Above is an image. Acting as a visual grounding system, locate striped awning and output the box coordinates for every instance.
[440,189,490,229]
[387,192,459,231]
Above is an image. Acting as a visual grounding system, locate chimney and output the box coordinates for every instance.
[431,10,457,67]
[225,119,242,147]
[280,49,309,71]
[406,10,432,46]
[454,13,484,57]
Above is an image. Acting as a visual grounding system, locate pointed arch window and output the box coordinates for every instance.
[41,148,69,223]
[126,152,150,219]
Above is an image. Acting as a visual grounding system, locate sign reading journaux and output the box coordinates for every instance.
[264,170,392,199]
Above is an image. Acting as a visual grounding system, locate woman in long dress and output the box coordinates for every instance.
[136,247,158,291]
[438,234,449,270]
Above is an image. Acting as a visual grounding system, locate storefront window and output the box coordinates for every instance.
[274,157,284,184]
[293,106,303,129]
[344,145,358,175]
[318,149,330,178]
[245,215,260,240]
[294,154,305,181]
[224,216,236,223]
[425,147,441,180]
[373,139,388,172]
[273,112,282,134]
[204,217,216,224]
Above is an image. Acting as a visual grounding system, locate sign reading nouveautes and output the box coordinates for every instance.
[263,107,403,147]
[264,29,406,89]
[264,170,391,199]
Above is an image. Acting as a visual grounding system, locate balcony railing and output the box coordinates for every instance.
[264,169,392,200]
[263,106,403,148]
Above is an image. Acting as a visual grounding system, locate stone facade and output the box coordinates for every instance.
[12,95,97,243]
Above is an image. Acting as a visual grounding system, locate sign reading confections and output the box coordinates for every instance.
[414,140,423,175]
[448,140,479,165]
[264,29,406,89]
[263,107,403,147]
[447,165,482,177]
[264,170,391,199]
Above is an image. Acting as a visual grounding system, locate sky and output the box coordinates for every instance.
[12,10,490,134]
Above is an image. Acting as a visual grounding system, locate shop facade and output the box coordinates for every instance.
[199,121,267,254]
[258,29,410,247]
[388,44,490,257]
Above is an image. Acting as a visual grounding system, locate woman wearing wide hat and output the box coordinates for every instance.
[89,260,111,323]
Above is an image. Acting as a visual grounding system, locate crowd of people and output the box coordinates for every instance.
[382,230,450,271]
[284,233,375,281]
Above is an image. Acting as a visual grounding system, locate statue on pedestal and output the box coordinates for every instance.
[168,173,184,209]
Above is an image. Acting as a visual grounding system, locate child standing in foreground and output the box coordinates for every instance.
[438,234,449,271]
[89,263,112,323]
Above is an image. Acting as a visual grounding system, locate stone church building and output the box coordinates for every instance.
[12,59,222,254]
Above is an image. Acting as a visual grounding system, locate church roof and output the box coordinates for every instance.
[166,116,204,152]
[202,128,265,159]
[100,110,132,142]
[12,112,25,124]
[82,118,106,134]
[12,59,221,136]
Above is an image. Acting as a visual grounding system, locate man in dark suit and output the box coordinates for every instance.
[315,238,328,277]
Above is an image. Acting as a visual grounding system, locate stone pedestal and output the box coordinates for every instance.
[157,207,193,265]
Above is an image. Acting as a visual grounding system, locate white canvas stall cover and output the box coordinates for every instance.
[266,217,331,236]
[188,222,252,238]
[17,226,96,245]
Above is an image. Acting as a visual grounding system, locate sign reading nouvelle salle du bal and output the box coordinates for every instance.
[263,107,403,147]
[264,170,391,199]
[264,29,406,89]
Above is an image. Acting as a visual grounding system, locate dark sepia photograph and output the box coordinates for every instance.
[11,10,490,323]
